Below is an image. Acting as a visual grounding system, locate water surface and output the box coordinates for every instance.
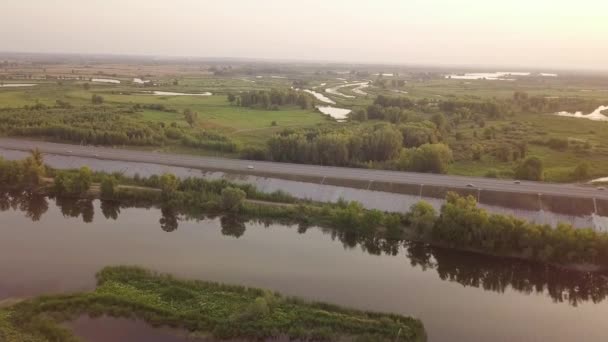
[303,89,335,104]
[68,316,202,342]
[1,194,608,341]
[555,105,608,121]
[91,78,120,84]
[316,105,351,121]
[133,78,151,84]
[0,83,37,87]
[148,91,212,96]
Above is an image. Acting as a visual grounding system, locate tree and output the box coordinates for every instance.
[572,162,590,181]
[183,108,198,127]
[91,94,104,104]
[471,144,483,161]
[21,149,45,185]
[227,93,236,104]
[53,173,69,195]
[404,143,453,174]
[409,201,437,240]
[220,187,246,212]
[431,113,448,132]
[159,173,179,199]
[495,145,511,162]
[100,175,118,198]
[434,192,490,248]
[73,166,93,194]
[514,156,544,181]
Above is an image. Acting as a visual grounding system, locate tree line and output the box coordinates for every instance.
[257,124,452,173]
[3,153,608,269]
[231,89,314,110]
[0,105,236,153]
[408,192,608,265]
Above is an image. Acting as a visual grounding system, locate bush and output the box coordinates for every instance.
[100,175,118,198]
[514,156,544,181]
[91,94,104,105]
[220,187,247,212]
[547,137,569,151]
[408,201,437,240]
[398,143,453,174]
[241,147,267,161]
[571,162,590,181]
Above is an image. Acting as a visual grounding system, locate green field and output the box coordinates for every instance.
[1,61,608,182]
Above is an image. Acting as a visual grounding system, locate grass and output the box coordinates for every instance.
[2,72,608,181]
[0,266,426,342]
[66,90,328,133]
[445,112,608,181]
[0,84,329,149]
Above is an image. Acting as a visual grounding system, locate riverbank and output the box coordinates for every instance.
[3,151,608,273]
[0,266,426,342]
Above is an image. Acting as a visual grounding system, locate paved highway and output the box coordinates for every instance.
[0,138,606,200]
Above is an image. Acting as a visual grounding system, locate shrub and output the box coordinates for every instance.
[514,156,544,181]
[220,187,247,212]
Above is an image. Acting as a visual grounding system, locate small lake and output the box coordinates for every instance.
[133,78,151,84]
[445,72,559,80]
[91,78,120,84]
[555,105,608,121]
[0,83,37,87]
[303,89,335,104]
[316,105,351,121]
[147,91,212,96]
[68,316,203,342]
[2,193,608,341]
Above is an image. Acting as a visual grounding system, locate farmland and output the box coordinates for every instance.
[1,55,608,181]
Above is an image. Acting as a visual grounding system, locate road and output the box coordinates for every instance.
[0,138,606,200]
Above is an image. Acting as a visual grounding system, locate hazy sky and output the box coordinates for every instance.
[2,0,607,70]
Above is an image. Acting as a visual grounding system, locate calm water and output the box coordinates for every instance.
[68,316,204,342]
[1,192,608,341]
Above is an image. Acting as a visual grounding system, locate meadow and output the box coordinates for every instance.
[1,59,608,181]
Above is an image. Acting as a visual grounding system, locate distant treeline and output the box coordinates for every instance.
[250,124,452,173]
[232,89,314,110]
[0,105,238,152]
[353,93,604,125]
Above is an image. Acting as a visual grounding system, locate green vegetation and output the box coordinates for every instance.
[2,61,607,181]
[0,266,426,341]
[54,166,92,196]
[0,149,46,187]
[409,193,608,266]
[5,151,608,269]
[235,89,314,110]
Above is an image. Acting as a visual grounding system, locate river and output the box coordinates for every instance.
[1,192,608,341]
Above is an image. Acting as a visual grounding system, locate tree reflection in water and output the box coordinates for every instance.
[100,200,121,220]
[159,207,179,232]
[220,215,246,238]
[2,189,608,306]
[0,189,49,221]
[404,242,608,306]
